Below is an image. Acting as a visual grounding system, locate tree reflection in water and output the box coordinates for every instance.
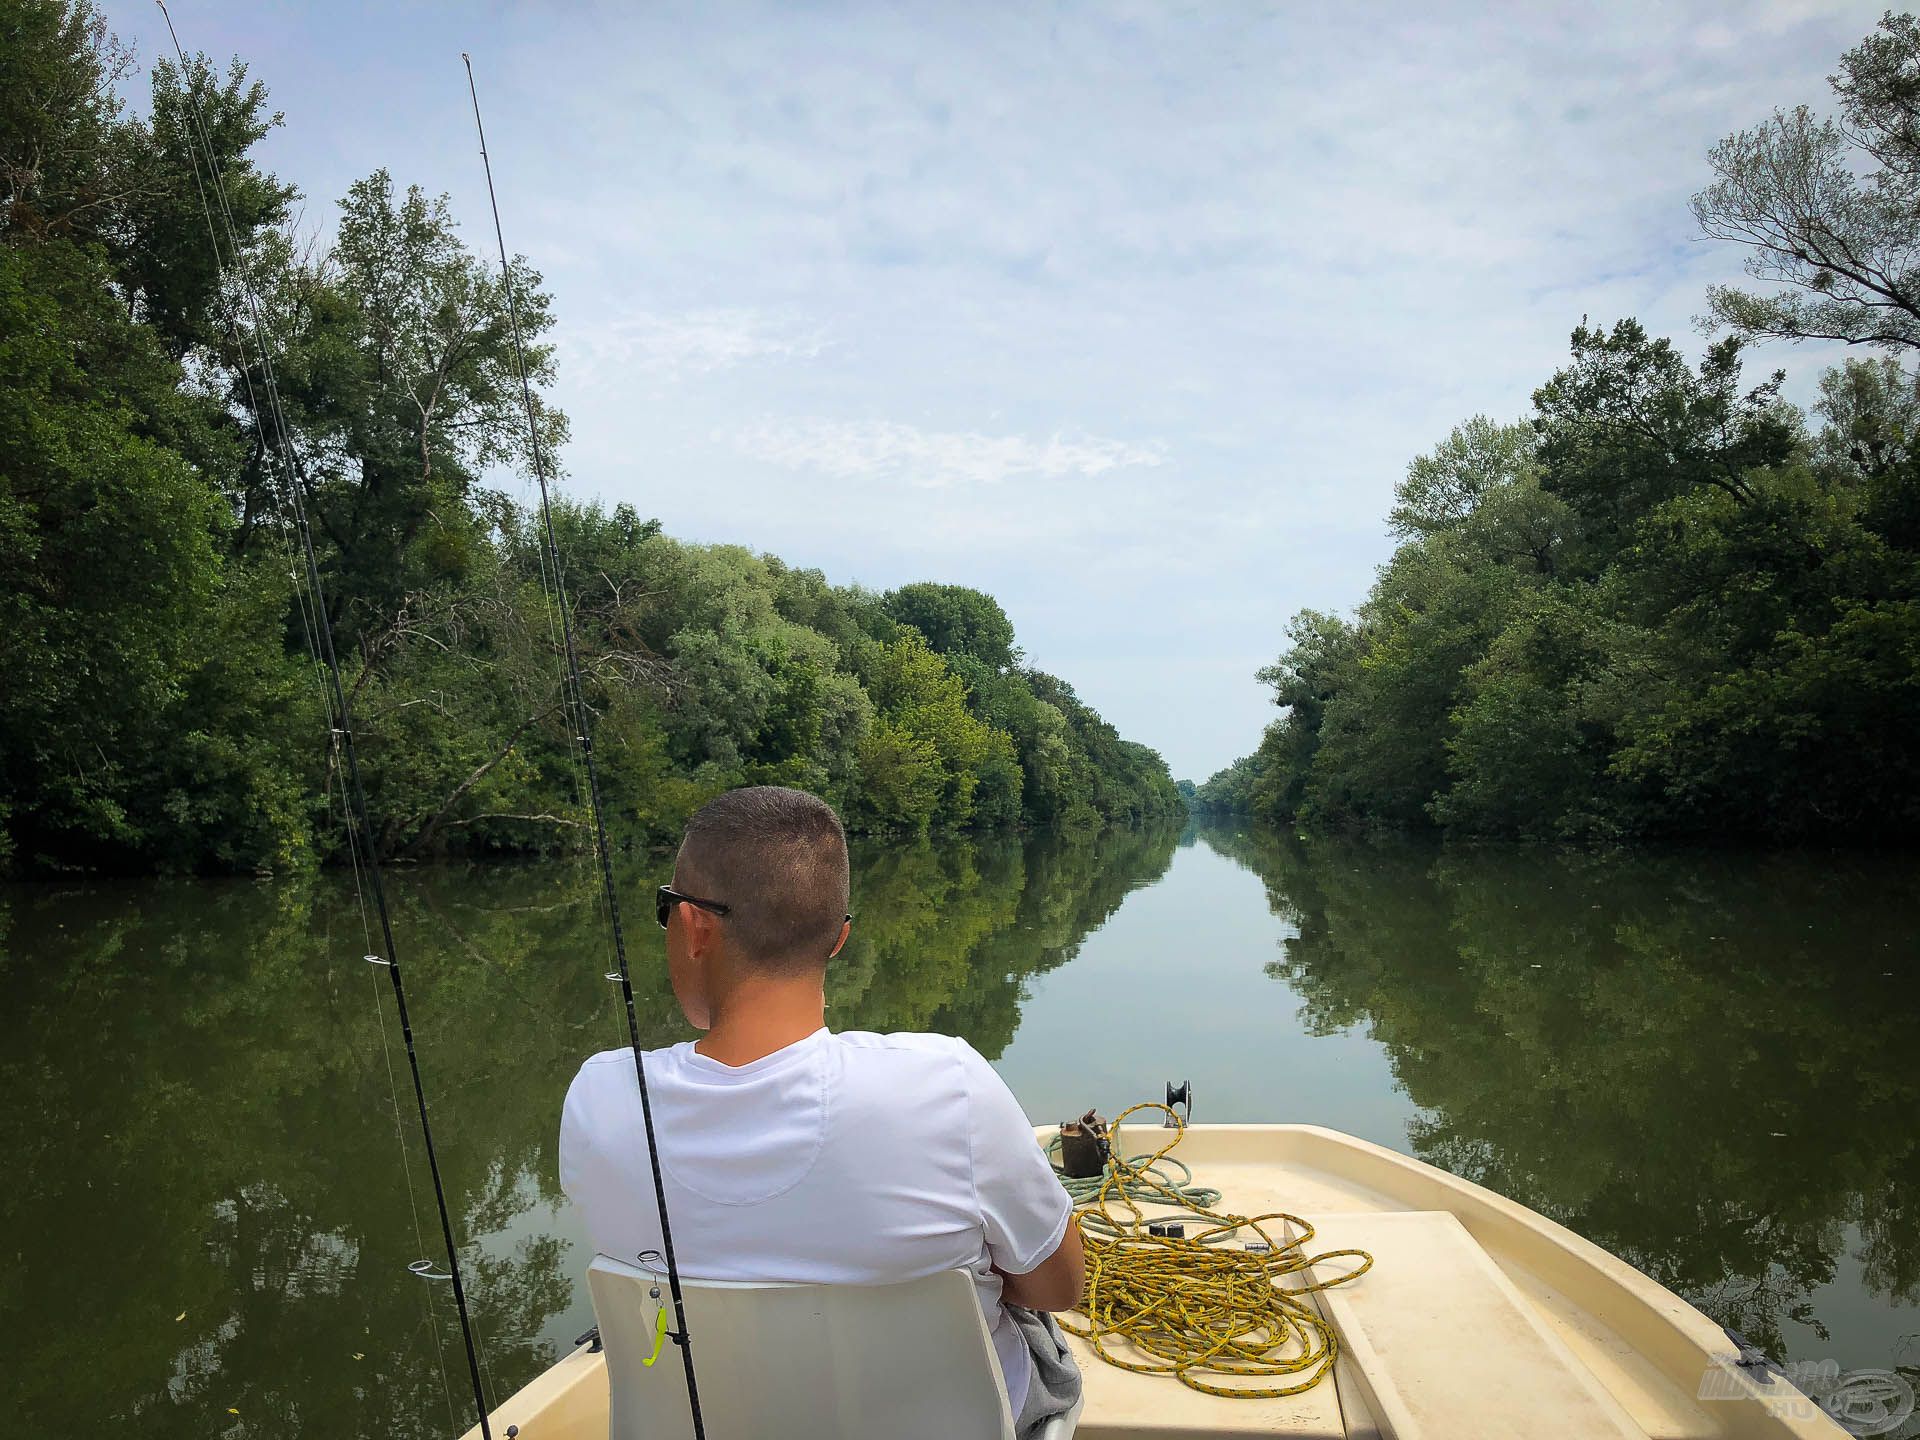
[0,822,1180,1438]
[14,821,1909,1434]
[1203,823,1920,1373]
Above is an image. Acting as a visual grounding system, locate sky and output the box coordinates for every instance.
[105,0,1887,782]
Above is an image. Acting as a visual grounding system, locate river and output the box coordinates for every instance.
[3,824,1915,1437]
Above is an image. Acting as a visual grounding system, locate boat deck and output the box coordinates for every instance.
[459,1124,1842,1440]
[1070,1127,1752,1439]
[1066,1132,1652,1439]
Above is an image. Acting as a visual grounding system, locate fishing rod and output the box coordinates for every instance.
[461,54,707,1437]
[154,7,495,1436]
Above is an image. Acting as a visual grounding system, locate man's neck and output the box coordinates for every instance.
[694,973,826,1067]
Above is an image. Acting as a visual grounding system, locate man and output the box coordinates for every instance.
[560,785,1085,1435]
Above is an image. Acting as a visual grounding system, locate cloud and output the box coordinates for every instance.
[194,0,1891,778]
[725,418,1166,488]
[563,308,828,380]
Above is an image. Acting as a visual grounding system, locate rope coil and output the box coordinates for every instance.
[1054,1103,1374,1400]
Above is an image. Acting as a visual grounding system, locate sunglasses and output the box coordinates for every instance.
[656,885,730,929]
[654,885,854,944]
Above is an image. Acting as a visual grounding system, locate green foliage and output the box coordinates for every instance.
[1533,319,1794,559]
[878,583,1181,830]
[0,192,312,871]
[0,3,1180,872]
[1020,670,1185,826]
[1813,357,1920,552]
[243,169,568,643]
[884,582,1018,670]
[1608,596,1920,842]
[853,631,1007,832]
[1430,594,1611,837]
[1308,541,1527,825]
[1237,318,1920,843]
[0,0,127,244]
[1190,753,1262,813]
[1388,414,1538,540]
[121,54,295,358]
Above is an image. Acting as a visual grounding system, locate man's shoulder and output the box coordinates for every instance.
[574,1044,640,1075]
[829,1036,967,1059]
[829,1029,980,1064]
[579,1045,640,1067]
[566,1044,678,1097]
[827,1030,999,1096]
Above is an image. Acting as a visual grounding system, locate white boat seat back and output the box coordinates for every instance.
[588,1256,1047,1440]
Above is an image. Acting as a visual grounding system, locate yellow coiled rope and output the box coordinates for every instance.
[1052,1103,1374,1400]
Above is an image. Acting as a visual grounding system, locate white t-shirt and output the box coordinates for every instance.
[559,1028,1072,1415]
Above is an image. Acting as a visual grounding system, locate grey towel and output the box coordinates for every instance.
[1007,1306,1083,1437]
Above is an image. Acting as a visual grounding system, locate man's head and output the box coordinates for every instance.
[663,786,851,1028]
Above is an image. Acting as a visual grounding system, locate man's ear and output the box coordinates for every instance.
[828,917,851,960]
[685,903,722,958]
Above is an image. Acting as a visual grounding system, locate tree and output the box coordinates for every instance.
[1247,611,1361,821]
[1239,307,1919,842]
[1,242,225,864]
[1432,594,1614,838]
[855,632,1013,832]
[257,170,567,637]
[1812,357,1920,550]
[1532,319,1795,556]
[0,1,311,872]
[1190,754,1261,813]
[884,582,1018,671]
[1388,416,1538,539]
[1307,548,1525,827]
[1695,13,1920,351]
[0,0,128,243]
[0,3,1189,872]
[116,53,294,359]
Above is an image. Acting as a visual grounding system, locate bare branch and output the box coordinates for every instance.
[399,704,563,856]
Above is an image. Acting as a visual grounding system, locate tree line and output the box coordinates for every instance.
[0,2,1182,875]
[1196,15,1920,843]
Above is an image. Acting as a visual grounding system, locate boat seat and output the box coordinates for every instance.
[1301,1211,1648,1440]
[588,1255,1084,1440]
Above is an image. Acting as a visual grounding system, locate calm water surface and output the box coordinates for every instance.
[4,824,1917,1437]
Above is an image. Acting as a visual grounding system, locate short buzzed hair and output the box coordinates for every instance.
[675,786,849,971]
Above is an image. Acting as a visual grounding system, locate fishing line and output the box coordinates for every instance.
[508,420,621,1036]
[163,78,335,857]
[152,17,363,979]
[462,54,708,1438]
[173,89,456,1420]
[156,7,496,1435]
[366,960,461,1431]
